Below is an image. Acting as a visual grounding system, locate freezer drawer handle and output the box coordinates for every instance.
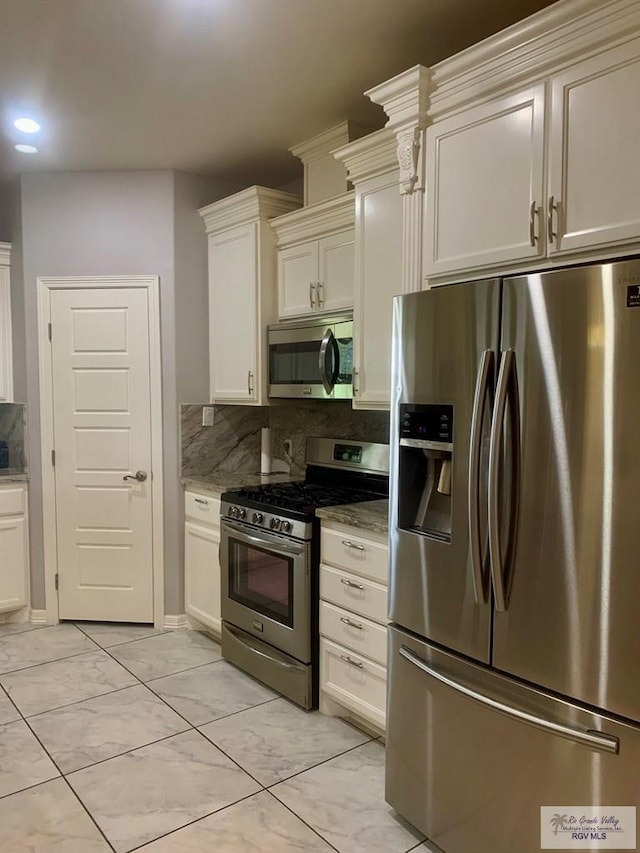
[399,645,619,755]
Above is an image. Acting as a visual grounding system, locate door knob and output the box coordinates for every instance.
[123,470,148,482]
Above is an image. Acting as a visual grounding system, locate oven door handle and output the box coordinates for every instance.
[221,519,306,557]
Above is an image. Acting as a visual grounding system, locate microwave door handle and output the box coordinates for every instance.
[319,328,339,394]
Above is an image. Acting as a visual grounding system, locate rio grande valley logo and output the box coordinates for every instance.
[541,807,636,849]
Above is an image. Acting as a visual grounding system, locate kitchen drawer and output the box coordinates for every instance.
[320,637,386,730]
[0,487,25,516]
[321,525,388,584]
[320,564,387,625]
[320,600,387,666]
[185,491,220,527]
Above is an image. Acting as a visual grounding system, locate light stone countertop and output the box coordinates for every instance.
[316,498,389,536]
[0,472,28,483]
[182,472,297,497]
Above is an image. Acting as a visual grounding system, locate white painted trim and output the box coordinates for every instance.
[37,275,165,628]
[333,128,398,185]
[0,607,30,625]
[0,243,11,266]
[164,614,189,630]
[270,191,355,247]
[199,187,301,235]
[29,609,48,625]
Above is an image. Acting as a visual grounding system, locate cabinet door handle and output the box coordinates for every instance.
[341,578,364,590]
[547,195,557,244]
[342,539,365,552]
[352,367,358,396]
[340,616,363,630]
[317,280,324,308]
[309,281,316,309]
[529,200,539,247]
[247,370,254,395]
[340,654,364,669]
[194,497,209,505]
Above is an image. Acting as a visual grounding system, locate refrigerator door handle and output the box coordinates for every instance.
[468,349,494,604]
[488,350,520,611]
[399,645,620,755]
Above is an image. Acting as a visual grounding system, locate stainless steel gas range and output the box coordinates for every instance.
[219,438,389,709]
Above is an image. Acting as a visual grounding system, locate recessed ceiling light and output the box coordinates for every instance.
[15,143,38,154]
[14,117,40,133]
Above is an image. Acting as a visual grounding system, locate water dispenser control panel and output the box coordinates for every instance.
[400,404,453,444]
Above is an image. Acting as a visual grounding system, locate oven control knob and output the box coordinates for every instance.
[252,512,263,524]
[270,517,280,530]
[281,520,291,533]
[227,506,236,518]
[237,507,246,519]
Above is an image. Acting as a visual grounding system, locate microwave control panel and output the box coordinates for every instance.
[400,404,453,443]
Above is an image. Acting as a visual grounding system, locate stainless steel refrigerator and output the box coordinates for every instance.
[387,261,640,853]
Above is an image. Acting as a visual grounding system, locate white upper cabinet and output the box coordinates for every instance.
[0,244,13,403]
[271,193,355,320]
[335,129,403,410]
[425,86,545,275]
[200,187,301,405]
[419,1,640,280]
[548,37,640,255]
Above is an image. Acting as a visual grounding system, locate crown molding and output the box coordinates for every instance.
[0,243,11,266]
[428,0,640,119]
[270,191,355,246]
[290,121,374,164]
[366,65,431,194]
[199,186,301,235]
[333,128,398,184]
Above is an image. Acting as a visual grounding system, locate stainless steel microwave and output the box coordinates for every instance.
[267,315,353,399]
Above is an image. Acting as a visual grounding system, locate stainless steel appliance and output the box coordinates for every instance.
[387,261,640,853]
[267,315,353,399]
[220,438,388,709]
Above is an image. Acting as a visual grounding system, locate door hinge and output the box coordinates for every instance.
[51,449,56,466]
[48,322,52,341]
[54,573,59,591]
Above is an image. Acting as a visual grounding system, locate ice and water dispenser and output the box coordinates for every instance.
[398,404,453,542]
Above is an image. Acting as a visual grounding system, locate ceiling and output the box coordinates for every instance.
[0,0,556,187]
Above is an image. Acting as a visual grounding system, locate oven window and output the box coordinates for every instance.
[228,538,294,627]
[269,341,323,386]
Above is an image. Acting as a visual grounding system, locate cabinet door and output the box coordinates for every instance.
[209,224,258,403]
[0,515,27,613]
[353,174,402,409]
[185,521,221,636]
[548,38,640,255]
[425,85,545,276]
[0,265,13,403]
[317,230,354,314]
[278,241,319,319]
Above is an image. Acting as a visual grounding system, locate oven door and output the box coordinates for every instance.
[220,519,312,662]
[268,318,353,399]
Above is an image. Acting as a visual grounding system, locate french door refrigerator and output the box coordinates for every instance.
[387,261,640,853]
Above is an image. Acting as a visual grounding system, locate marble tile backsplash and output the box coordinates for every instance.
[181,402,389,479]
[0,403,27,474]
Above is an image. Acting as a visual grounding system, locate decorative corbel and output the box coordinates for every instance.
[366,65,431,196]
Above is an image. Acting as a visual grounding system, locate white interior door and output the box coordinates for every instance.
[50,287,154,622]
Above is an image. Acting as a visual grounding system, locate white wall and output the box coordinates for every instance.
[16,170,236,616]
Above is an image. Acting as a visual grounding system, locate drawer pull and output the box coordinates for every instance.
[194,497,209,505]
[340,616,363,630]
[340,654,364,669]
[342,539,365,551]
[341,578,364,590]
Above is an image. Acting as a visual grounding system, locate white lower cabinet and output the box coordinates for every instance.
[0,484,29,614]
[184,492,221,637]
[319,519,388,733]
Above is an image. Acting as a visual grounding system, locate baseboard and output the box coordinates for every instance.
[29,609,48,625]
[163,614,189,630]
[0,607,30,625]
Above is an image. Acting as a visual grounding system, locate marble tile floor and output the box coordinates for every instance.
[0,622,426,853]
